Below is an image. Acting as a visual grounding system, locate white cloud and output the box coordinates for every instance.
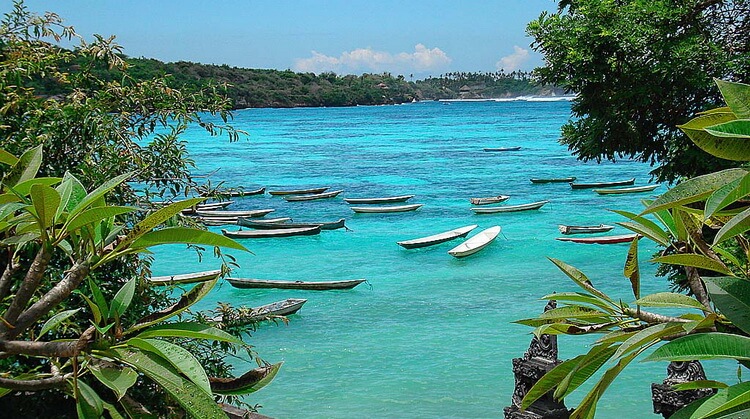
[294,44,451,74]
[495,46,530,72]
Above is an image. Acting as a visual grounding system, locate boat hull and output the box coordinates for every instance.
[593,185,659,195]
[221,226,321,238]
[284,190,343,201]
[558,224,615,235]
[351,204,423,213]
[471,200,549,213]
[344,195,414,204]
[570,178,636,189]
[227,278,366,290]
[530,177,576,184]
[484,147,521,152]
[268,187,329,196]
[398,225,478,249]
[448,226,501,257]
[469,195,510,205]
[238,218,346,230]
[196,209,275,218]
[556,234,639,244]
[148,269,221,285]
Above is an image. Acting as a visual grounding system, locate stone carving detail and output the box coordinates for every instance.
[652,361,716,418]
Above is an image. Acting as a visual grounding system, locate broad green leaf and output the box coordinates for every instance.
[651,254,733,276]
[596,330,638,345]
[0,149,18,166]
[30,184,61,231]
[109,278,136,320]
[714,206,750,245]
[63,174,87,213]
[703,277,750,335]
[112,198,205,253]
[108,348,226,419]
[704,120,750,139]
[672,380,750,419]
[65,206,137,234]
[612,209,670,245]
[705,173,750,219]
[624,237,640,300]
[612,322,685,360]
[131,227,249,252]
[673,209,690,242]
[69,172,132,220]
[11,177,62,197]
[522,355,585,409]
[2,145,43,188]
[555,344,618,401]
[538,305,610,320]
[88,363,137,401]
[76,293,102,325]
[88,279,109,321]
[127,338,211,395]
[101,401,126,419]
[134,322,242,345]
[645,333,750,362]
[540,292,616,313]
[37,308,81,340]
[672,380,728,391]
[716,79,750,119]
[643,168,747,215]
[547,258,615,304]
[651,207,678,237]
[0,202,26,222]
[573,351,640,419]
[634,292,706,310]
[714,246,743,271]
[698,106,732,115]
[211,363,282,395]
[679,112,749,161]
[74,379,104,419]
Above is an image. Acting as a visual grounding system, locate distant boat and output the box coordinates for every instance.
[570,178,636,189]
[351,204,423,213]
[397,224,478,249]
[195,208,275,218]
[268,187,329,196]
[558,224,615,235]
[226,278,366,290]
[469,195,510,205]
[447,226,501,258]
[556,234,639,244]
[471,200,549,213]
[484,147,521,152]
[530,177,577,184]
[213,298,308,324]
[223,187,266,197]
[344,195,414,204]
[238,217,346,230]
[284,190,343,202]
[221,226,321,238]
[243,217,292,224]
[593,185,659,195]
[200,217,238,226]
[181,201,233,215]
[148,269,221,286]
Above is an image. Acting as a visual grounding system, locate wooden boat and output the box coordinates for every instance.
[471,200,549,213]
[593,184,659,195]
[530,177,577,184]
[221,226,321,238]
[350,204,423,213]
[223,187,266,197]
[195,208,275,218]
[201,218,238,226]
[397,224,478,249]
[344,195,414,204]
[284,190,343,202]
[570,178,636,189]
[484,146,521,152]
[447,226,501,258]
[148,269,221,286]
[556,234,639,244]
[181,201,233,215]
[268,187,329,196]
[213,298,307,323]
[238,217,346,230]
[240,217,292,224]
[469,195,510,205]
[226,278,366,290]
[558,224,615,235]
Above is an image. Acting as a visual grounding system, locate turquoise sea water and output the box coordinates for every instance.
[150,101,736,418]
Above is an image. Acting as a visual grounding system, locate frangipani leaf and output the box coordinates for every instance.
[703,276,750,335]
[573,351,640,419]
[74,379,104,419]
[611,209,670,245]
[88,363,138,401]
[612,322,685,359]
[716,78,750,119]
[623,237,640,300]
[671,380,750,419]
[0,149,18,166]
[678,112,750,161]
[705,172,750,219]
[634,292,706,310]
[131,227,248,252]
[127,338,211,395]
[65,206,137,233]
[68,172,132,220]
[30,184,60,232]
[555,344,618,401]
[110,278,136,320]
[37,308,81,340]
[11,177,62,197]
[650,254,733,276]
[210,363,281,395]
[547,258,615,304]
[672,380,728,391]
[643,169,747,214]
[2,145,43,188]
[705,120,750,139]
[113,198,204,253]
[522,355,584,409]
[540,292,616,313]
[645,333,750,362]
[134,322,242,345]
[714,206,750,245]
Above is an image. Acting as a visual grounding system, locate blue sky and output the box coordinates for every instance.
[6,1,559,77]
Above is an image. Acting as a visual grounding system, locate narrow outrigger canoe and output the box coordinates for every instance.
[148,269,221,286]
[284,190,343,202]
[593,185,659,195]
[398,224,478,249]
[221,226,321,238]
[530,177,577,184]
[484,146,521,152]
[268,187,329,196]
[448,226,501,258]
[200,217,238,226]
[212,298,307,324]
[223,187,266,197]
[351,204,423,213]
[469,195,510,205]
[195,208,275,218]
[570,178,635,189]
[181,201,233,215]
[556,234,639,244]
[238,217,346,230]
[226,278,366,290]
[558,224,615,235]
[344,195,414,204]
[472,200,549,214]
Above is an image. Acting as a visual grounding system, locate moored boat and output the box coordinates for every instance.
[570,178,636,189]
[469,195,510,205]
[558,224,615,235]
[223,187,266,197]
[148,269,221,286]
[593,184,659,195]
[343,195,414,204]
[471,200,549,213]
[556,234,639,244]
[226,278,366,290]
[213,298,308,324]
[397,224,478,249]
[195,208,275,218]
[447,226,501,258]
[484,146,521,152]
[181,201,233,215]
[200,217,239,226]
[268,187,329,196]
[238,217,346,230]
[241,217,292,224]
[350,204,423,213]
[530,177,577,184]
[284,190,343,201]
[221,226,321,238]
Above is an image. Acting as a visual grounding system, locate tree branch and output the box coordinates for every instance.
[0,374,72,391]
[0,326,94,358]
[622,307,693,324]
[3,246,52,328]
[685,266,712,310]
[0,253,21,302]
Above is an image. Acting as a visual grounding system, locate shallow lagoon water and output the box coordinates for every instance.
[150,101,736,418]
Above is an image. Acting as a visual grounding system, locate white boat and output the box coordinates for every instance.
[558,224,615,235]
[238,217,292,224]
[180,201,233,215]
[284,190,343,201]
[469,195,510,205]
[593,185,659,195]
[344,195,414,204]
[212,298,308,324]
[447,226,501,258]
[350,204,423,213]
[148,269,221,286]
[398,225,478,249]
[221,226,321,238]
[471,200,549,213]
[195,208,275,218]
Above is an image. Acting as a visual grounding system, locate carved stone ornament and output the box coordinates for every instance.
[652,361,716,418]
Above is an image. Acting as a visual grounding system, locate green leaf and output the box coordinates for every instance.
[714,206,750,245]
[2,145,43,188]
[612,209,670,246]
[703,277,750,335]
[101,401,126,419]
[705,173,750,219]
[37,308,81,340]
[108,348,226,419]
[68,172,132,220]
[547,258,615,305]
[65,206,138,234]
[651,207,678,237]
[540,292,616,313]
[134,322,242,345]
[74,379,104,419]
[645,333,750,362]
[211,363,282,395]
[612,322,686,360]
[62,173,87,214]
[109,278,136,320]
[716,79,750,119]
[88,363,138,401]
[0,149,18,166]
[30,184,61,231]
[651,254,733,276]
[704,120,750,139]
[539,305,610,320]
[11,177,62,198]
[131,227,249,252]
[521,355,584,409]
[679,112,749,161]
[672,380,728,391]
[76,293,102,325]
[573,351,640,419]
[555,344,618,401]
[672,380,750,419]
[88,278,109,321]
[127,338,211,395]
[634,292,706,310]
[624,237,640,300]
[643,169,747,214]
